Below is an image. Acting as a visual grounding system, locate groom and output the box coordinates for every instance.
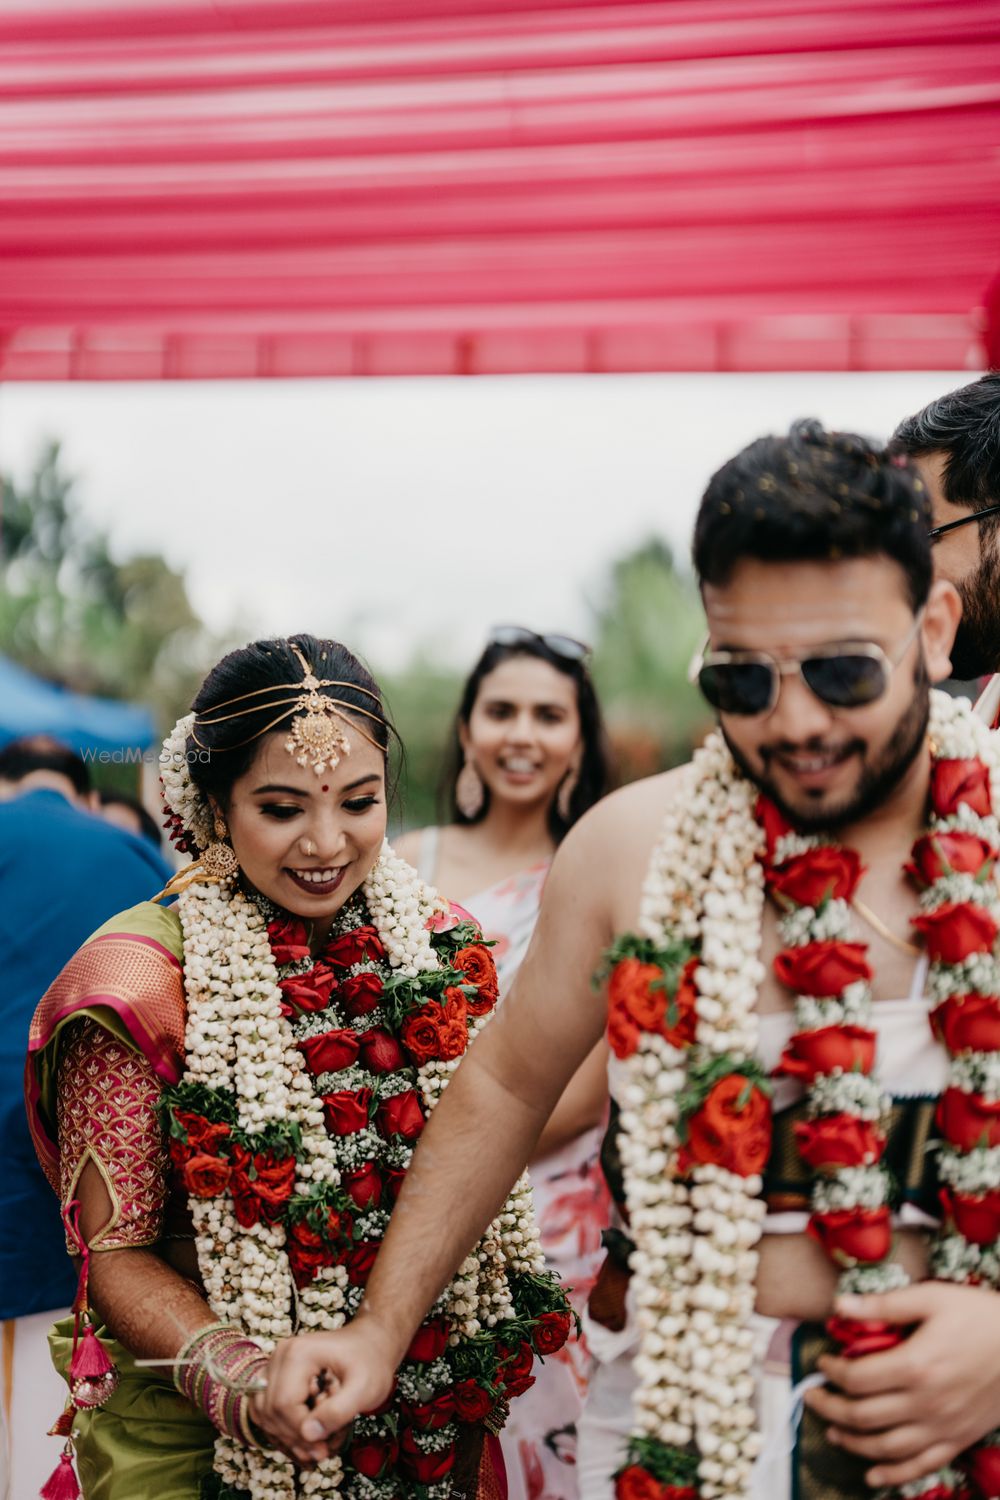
[259,422,1000,1496]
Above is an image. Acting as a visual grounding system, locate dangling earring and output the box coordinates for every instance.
[456,756,485,819]
[200,813,240,884]
[557,764,579,822]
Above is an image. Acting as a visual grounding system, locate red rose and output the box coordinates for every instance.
[326,1206,353,1244]
[773,940,872,997]
[383,1164,408,1204]
[826,1315,905,1359]
[931,758,992,818]
[768,847,865,907]
[267,916,311,965]
[682,1075,772,1178]
[323,1088,373,1135]
[794,1114,885,1170]
[405,1317,449,1363]
[452,1379,493,1423]
[533,1309,572,1356]
[756,795,793,859]
[168,1112,230,1166]
[229,1145,296,1227]
[285,1219,335,1288]
[299,1028,360,1075]
[940,1186,1000,1246]
[401,1389,456,1430]
[453,944,499,1015]
[377,1089,425,1141]
[607,1004,640,1060]
[615,1467,698,1500]
[808,1205,892,1263]
[325,925,386,968]
[401,1005,442,1065]
[357,1028,407,1074]
[498,1341,535,1397]
[907,831,996,886]
[339,971,384,1018]
[968,1441,1000,1497]
[398,1430,455,1484]
[939,1087,1000,1150]
[931,993,1000,1053]
[437,989,470,1060]
[342,1162,382,1209]
[182,1153,231,1198]
[345,1239,380,1286]
[912,901,999,964]
[348,1435,398,1479]
[278,963,336,1015]
[779,1025,877,1084]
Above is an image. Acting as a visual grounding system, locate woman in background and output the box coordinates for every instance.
[396,625,614,1500]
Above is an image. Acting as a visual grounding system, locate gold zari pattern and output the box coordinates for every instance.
[57,1019,168,1252]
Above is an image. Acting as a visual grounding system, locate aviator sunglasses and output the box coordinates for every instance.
[488,625,592,662]
[689,610,924,717]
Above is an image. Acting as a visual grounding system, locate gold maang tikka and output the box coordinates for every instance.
[284,655,354,776]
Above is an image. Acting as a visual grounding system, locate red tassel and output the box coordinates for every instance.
[69,1323,113,1381]
[47,1410,74,1438]
[40,1448,81,1500]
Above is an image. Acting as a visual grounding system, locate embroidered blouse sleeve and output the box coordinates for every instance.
[56,1017,169,1251]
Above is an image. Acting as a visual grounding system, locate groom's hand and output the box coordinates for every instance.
[804,1283,1000,1489]
[252,1316,399,1457]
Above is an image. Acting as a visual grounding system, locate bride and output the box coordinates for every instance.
[26,634,571,1500]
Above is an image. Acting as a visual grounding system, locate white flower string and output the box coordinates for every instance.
[159,715,568,1500]
[608,691,1000,1500]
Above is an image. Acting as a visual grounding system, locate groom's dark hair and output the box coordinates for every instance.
[693,418,932,610]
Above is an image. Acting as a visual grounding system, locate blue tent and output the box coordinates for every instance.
[0,655,157,757]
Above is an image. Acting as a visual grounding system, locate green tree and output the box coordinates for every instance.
[0,440,223,731]
[591,537,710,776]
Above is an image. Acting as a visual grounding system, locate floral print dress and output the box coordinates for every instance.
[416,832,612,1500]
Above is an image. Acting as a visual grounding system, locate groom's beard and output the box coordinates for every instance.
[722,661,930,834]
[952,543,1000,679]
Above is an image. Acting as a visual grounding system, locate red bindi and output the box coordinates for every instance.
[321,784,329,793]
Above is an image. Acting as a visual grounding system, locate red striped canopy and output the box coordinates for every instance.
[2,0,999,380]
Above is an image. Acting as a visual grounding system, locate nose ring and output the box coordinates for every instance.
[301,839,318,857]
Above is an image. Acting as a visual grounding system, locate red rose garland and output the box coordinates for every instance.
[761,738,1000,1498]
[164,900,571,1497]
[602,696,1000,1500]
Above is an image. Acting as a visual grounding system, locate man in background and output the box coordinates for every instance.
[892,372,1000,696]
[0,736,170,1500]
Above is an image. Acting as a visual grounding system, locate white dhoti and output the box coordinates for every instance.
[577,1295,797,1500]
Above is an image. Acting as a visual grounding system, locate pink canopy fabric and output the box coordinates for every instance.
[2,0,999,379]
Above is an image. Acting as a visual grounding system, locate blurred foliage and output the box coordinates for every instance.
[1,445,709,820]
[590,536,711,784]
[0,442,226,747]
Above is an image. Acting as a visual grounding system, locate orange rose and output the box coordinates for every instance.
[182,1153,232,1198]
[437,989,470,1060]
[609,958,666,1032]
[683,1074,772,1177]
[453,944,499,1015]
[607,1004,640,1060]
[615,1468,697,1500]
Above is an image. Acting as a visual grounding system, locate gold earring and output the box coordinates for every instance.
[200,813,239,884]
[456,756,484,819]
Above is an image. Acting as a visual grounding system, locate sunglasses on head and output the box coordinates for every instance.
[488,625,592,663]
[690,611,924,717]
